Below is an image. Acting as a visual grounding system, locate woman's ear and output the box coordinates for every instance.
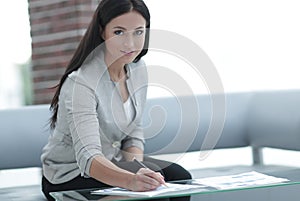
[100,28,105,40]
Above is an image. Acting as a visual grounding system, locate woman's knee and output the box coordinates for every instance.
[163,163,192,181]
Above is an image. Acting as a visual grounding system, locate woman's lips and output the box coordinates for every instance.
[121,50,136,56]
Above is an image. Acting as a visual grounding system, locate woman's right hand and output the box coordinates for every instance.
[127,168,166,191]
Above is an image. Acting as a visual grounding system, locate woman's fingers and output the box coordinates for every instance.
[135,168,166,191]
[127,168,167,191]
[143,171,165,185]
[130,174,156,191]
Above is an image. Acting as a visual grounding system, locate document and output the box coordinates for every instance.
[91,183,207,197]
[91,171,289,198]
[192,171,289,190]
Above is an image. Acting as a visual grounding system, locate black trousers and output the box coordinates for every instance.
[42,156,191,201]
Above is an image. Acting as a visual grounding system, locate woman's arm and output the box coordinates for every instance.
[89,155,164,191]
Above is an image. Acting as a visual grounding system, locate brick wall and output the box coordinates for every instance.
[28,0,100,104]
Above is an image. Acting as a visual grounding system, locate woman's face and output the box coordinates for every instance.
[102,11,146,65]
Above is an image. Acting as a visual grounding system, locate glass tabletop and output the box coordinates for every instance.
[50,169,300,201]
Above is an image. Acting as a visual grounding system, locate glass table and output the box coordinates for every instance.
[50,169,300,201]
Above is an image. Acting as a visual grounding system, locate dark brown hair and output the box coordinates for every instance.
[50,0,150,129]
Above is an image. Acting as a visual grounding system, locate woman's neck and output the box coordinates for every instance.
[105,52,126,82]
[108,65,126,82]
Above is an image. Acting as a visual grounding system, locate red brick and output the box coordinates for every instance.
[28,0,99,104]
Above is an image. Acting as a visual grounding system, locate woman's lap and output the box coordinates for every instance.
[42,157,191,201]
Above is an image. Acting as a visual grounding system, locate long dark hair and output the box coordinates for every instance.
[50,0,151,129]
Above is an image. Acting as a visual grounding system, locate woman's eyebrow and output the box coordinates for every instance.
[135,26,145,30]
[113,26,126,30]
[113,26,145,30]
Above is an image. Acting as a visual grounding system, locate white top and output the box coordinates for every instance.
[123,97,136,124]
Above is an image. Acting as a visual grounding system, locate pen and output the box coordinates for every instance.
[133,157,148,169]
[133,157,168,187]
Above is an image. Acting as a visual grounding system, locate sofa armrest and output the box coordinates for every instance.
[0,105,51,169]
[247,90,300,152]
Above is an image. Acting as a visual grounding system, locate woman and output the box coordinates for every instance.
[41,0,191,200]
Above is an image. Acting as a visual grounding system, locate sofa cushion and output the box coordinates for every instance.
[144,92,252,155]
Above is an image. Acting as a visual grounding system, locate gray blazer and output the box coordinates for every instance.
[41,47,148,184]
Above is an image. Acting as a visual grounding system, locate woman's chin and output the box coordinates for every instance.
[120,54,138,64]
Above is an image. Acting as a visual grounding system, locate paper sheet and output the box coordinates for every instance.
[91,171,289,198]
[193,171,289,190]
[91,183,205,197]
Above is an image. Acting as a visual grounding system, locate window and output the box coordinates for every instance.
[145,0,300,98]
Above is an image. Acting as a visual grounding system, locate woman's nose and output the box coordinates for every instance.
[123,34,134,48]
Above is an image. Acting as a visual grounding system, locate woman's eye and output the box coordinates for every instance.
[114,30,124,35]
[135,30,144,36]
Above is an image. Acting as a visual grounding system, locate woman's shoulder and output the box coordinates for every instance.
[127,59,148,87]
[127,59,147,76]
[67,60,108,90]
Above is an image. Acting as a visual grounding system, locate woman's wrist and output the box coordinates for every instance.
[122,172,136,190]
